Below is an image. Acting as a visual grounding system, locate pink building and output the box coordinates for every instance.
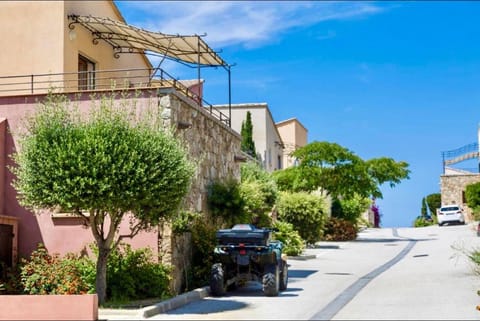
[0,1,240,292]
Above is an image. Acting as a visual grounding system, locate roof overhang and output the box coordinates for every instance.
[67,14,228,67]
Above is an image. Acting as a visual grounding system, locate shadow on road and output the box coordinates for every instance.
[163,298,249,315]
[288,269,318,278]
[354,237,437,243]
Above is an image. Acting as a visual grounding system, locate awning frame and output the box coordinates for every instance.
[67,14,233,125]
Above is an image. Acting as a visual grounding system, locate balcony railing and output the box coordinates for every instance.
[0,67,230,126]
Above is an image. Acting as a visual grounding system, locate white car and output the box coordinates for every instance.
[437,205,465,226]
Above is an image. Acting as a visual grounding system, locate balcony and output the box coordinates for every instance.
[0,67,230,126]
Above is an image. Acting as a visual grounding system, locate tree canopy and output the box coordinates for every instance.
[10,93,195,303]
[273,141,410,199]
[421,193,441,217]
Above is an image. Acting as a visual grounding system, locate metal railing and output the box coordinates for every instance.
[0,67,230,126]
[441,142,480,174]
[441,142,478,159]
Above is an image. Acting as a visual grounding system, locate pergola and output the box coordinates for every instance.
[67,14,232,122]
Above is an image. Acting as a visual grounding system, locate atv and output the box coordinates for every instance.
[209,223,288,297]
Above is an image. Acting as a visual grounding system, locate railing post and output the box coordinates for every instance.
[31,74,34,94]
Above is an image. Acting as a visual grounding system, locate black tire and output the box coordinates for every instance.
[279,260,288,291]
[262,264,279,296]
[210,263,226,296]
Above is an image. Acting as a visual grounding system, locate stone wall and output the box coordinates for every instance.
[440,173,480,222]
[155,91,242,294]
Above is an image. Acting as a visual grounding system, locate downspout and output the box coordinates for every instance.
[228,66,232,127]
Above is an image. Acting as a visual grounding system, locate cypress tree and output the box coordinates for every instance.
[241,111,256,158]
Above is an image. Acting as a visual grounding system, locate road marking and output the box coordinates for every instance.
[310,228,417,320]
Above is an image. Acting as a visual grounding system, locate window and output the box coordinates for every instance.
[78,55,95,90]
[277,155,282,170]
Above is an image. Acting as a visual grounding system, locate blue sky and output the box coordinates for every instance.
[115,1,480,227]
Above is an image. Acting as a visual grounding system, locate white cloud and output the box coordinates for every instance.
[116,1,385,49]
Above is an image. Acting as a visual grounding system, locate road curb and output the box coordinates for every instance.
[98,286,211,320]
[140,286,210,318]
[287,254,316,260]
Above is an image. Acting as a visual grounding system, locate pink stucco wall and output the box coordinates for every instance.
[0,294,98,320]
[0,90,160,260]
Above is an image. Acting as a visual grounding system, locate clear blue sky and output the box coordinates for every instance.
[115,1,480,228]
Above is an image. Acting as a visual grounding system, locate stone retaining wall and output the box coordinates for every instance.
[153,91,242,294]
[440,173,480,222]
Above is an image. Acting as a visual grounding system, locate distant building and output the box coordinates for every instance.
[275,118,308,169]
[439,127,480,223]
[214,103,285,172]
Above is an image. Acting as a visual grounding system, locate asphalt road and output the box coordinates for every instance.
[137,224,480,320]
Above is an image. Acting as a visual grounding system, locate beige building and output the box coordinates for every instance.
[276,118,308,169]
[214,103,285,172]
[0,1,152,95]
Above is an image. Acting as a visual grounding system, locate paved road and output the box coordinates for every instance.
[120,224,480,320]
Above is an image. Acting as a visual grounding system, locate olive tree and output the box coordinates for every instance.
[10,93,195,304]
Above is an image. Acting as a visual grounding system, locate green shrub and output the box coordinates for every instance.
[171,210,202,234]
[20,243,91,295]
[207,177,247,227]
[273,221,305,256]
[413,216,435,227]
[322,217,358,241]
[105,243,171,302]
[0,263,23,294]
[331,195,371,226]
[276,191,327,245]
[240,161,278,207]
[188,217,218,290]
[239,180,273,227]
[470,206,480,221]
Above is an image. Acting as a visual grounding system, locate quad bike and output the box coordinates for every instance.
[209,223,288,297]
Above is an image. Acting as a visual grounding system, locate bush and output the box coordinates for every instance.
[188,217,218,290]
[272,221,305,256]
[239,180,272,227]
[20,243,92,295]
[105,244,171,302]
[276,191,327,245]
[413,216,435,227]
[331,195,371,226]
[207,177,247,227]
[0,263,23,294]
[322,217,358,241]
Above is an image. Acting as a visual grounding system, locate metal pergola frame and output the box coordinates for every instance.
[67,14,232,124]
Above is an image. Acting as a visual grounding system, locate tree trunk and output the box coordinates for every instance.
[96,246,110,305]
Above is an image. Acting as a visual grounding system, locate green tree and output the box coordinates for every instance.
[240,111,257,158]
[10,93,195,304]
[283,141,410,199]
[421,193,441,217]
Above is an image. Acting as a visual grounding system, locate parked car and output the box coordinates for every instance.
[437,204,465,226]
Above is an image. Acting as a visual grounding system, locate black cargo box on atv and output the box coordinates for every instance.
[216,224,271,246]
